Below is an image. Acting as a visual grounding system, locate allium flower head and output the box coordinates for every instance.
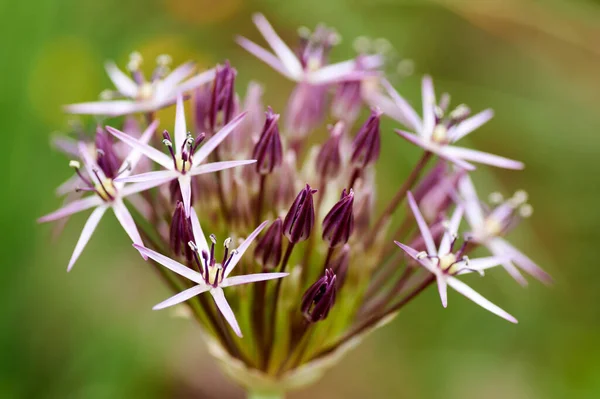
[65,53,215,116]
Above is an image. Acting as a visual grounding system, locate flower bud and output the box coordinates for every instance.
[351,108,382,169]
[283,184,317,243]
[194,61,238,134]
[170,201,195,263]
[254,218,283,270]
[322,189,354,248]
[301,268,337,323]
[315,121,344,180]
[252,107,283,175]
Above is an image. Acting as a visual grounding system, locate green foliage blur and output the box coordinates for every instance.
[2,0,599,397]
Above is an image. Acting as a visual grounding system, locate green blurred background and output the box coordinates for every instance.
[2,0,599,397]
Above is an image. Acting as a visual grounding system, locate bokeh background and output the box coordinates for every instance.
[2,0,599,397]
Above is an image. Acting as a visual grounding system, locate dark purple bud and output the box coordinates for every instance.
[252,107,283,175]
[315,121,344,180]
[283,184,317,243]
[330,244,350,288]
[254,218,283,270]
[351,108,382,169]
[301,268,337,323]
[170,201,195,263]
[194,61,238,135]
[95,126,120,179]
[322,189,354,248]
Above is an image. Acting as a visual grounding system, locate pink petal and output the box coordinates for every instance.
[192,111,248,166]
[394,241,436,273]
[189,160,256,177]
[176,68,216,94]
[407,192,437,255]
[446,276,518,323]
[67,205,108,271]
[450,109,494,142]
[421,75,436,140]
[51,135,79,157]
[458,175,485,228]
[78,142,104,182]
[64,100,144,116]
[252,13,303,79]
[395,129,435,153]
[178,175,192,216]
[153,284,210,310]
[443,146,524,170]
[111,200,145,259]
[462,256,505,273]
[155,61,196,100]
[190,208,210,254]
[115,170,178,184]
[236,36,293,80]
[221,272,289,287]
[120,176,176,197]
[435,147,477,171]
[438,206,464,256]
[105,61,138,97]
[492,238,553,285]
[119,119,160,177]
[38,196,103,223]
[361,54,385,69]
[210,287,243,337]
[106,126,173,169]
[436,274,448,308]
[174,95,187,151]
[381,79,422,132]
[223,220,268,279]
[55,174,81,196]
[133,244,204,284]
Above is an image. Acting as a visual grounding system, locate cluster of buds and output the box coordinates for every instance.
[40,13,551,396]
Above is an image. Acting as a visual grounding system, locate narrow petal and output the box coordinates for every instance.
[153,285,210,310]
[381,79,422,132]
[119,119,160,177]
[438,206,464,256]
[176,68,216,94]
[115,170,178,184]
[435,147,477,171]
[492,238,553,285]
[120,176,176,197]
[210,287,243,337]
[407,192,437,255]
[394,241,436,273]
[106,126,173,169]
[67,205,108,271]
[112,200,145,259]
[436,274,448,308]
[443,146,524,170]
[252,13,303,79]
[221,272,289,287]
[307,65,378,85]
[189,160,256,177]
[64,100,143,116]
[192,112,247,166]
[55,174,84,196]
[223,220,268,278]
[51,135,79,157]
[462,256,506,272]
[178,175,192,216]
[236,36,294,80]
[155,61,196,100]
[395,129,435,153]
[174,95,187,150]
[190,208,210,254]
[105,61,138,97]
[457,175,485,228]
[446,276,518,323]
[78,142,104,182]
[450,109,494,142]
[38,196,103,223]
[421,75,436,139]
[486,240,528,286]
[133,244,204,284]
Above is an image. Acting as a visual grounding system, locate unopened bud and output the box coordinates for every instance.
[351,108,382,169]
[252,107,283,174]
[254,218,283,270]
[283,184,317,243]
[301,268,337,323]
[322,189,355,248]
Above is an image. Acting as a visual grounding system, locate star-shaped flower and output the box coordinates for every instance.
[458,175,552,286]
[394,192,518,323]
[134,208,288,337]
[65,53,215,116]
[38,120,171,271]
[373,76,524,171]
[107,95,255,215]
[237,13,382,86]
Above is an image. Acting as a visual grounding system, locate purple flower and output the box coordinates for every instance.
[459,175,552,286]
[134,209,288,337]
[106,95,255,215]
[395,192,518,323]
[252,107,283,174]
[65,54,215,116]
[38,121,167,271]
[351,108,382,169]
[372,76,524,171]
